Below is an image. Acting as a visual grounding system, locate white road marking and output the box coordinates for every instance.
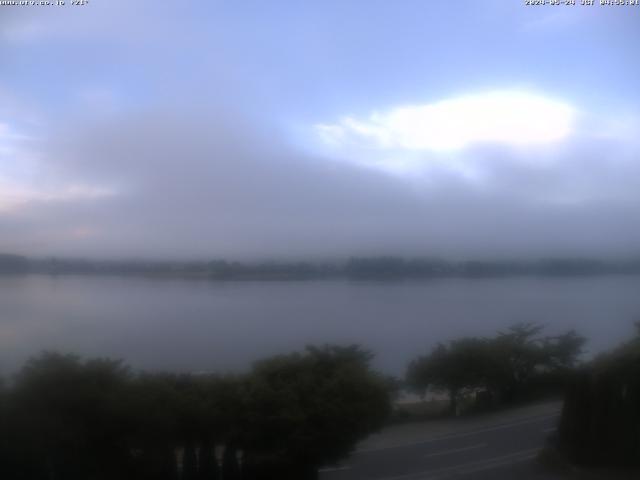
[319,465,351,473]
[423,443,487,458]
[373,448,540,480]
[357,412,559,454]
[447,449,538,478]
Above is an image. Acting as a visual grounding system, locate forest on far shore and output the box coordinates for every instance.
[3,253,640,280]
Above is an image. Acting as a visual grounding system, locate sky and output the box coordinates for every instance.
[1,0,639,260]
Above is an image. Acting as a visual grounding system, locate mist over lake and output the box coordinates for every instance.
[2,274,638,376]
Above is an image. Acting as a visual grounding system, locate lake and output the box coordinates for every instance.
[1,274,639,376]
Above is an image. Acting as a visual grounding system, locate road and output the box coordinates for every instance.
[320,401,563,480]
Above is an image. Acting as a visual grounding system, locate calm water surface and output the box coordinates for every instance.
[1,274,639,375]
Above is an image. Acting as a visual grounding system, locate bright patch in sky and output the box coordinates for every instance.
[317,91,575,152]
[0,182,115,213]
[0,120,117,213]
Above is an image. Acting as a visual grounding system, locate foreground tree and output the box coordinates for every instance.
[488,323,585,402]
[407,337,490,414]
[407,323,586,412]
[6,352,133,480]
[558,323,640,467]
[241,345,392,479]
[0,345,391,480]
[486,323,548,402]
[541,329,587,371]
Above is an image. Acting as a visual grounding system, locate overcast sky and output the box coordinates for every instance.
[1,1,639,260]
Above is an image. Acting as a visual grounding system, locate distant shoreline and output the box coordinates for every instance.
[3,253,640,281]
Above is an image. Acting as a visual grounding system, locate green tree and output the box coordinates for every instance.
[8,352,133,480]
[558,324,640,467]
[486,322,547,403]
[407,323,586,412]
[541,329,586,371]
[407,337,490,414]
[242,344,391,479]
[487,323,585,402]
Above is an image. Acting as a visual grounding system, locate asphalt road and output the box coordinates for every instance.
[319,402,563,480]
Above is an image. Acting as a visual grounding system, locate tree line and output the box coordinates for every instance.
[405,323,640,470]
[0,345,391,480]
[4,253,640,279]
[406,323,586,414]
[1,322,637,476]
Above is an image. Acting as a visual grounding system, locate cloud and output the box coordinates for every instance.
[0,116,116,214]
[1,103,638,260]
[311,91,640,204]
[0,181,114,214]
[1,5,639,260]
[317,90,575,153]
[312,90,585,185]
[76,87,121,114]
